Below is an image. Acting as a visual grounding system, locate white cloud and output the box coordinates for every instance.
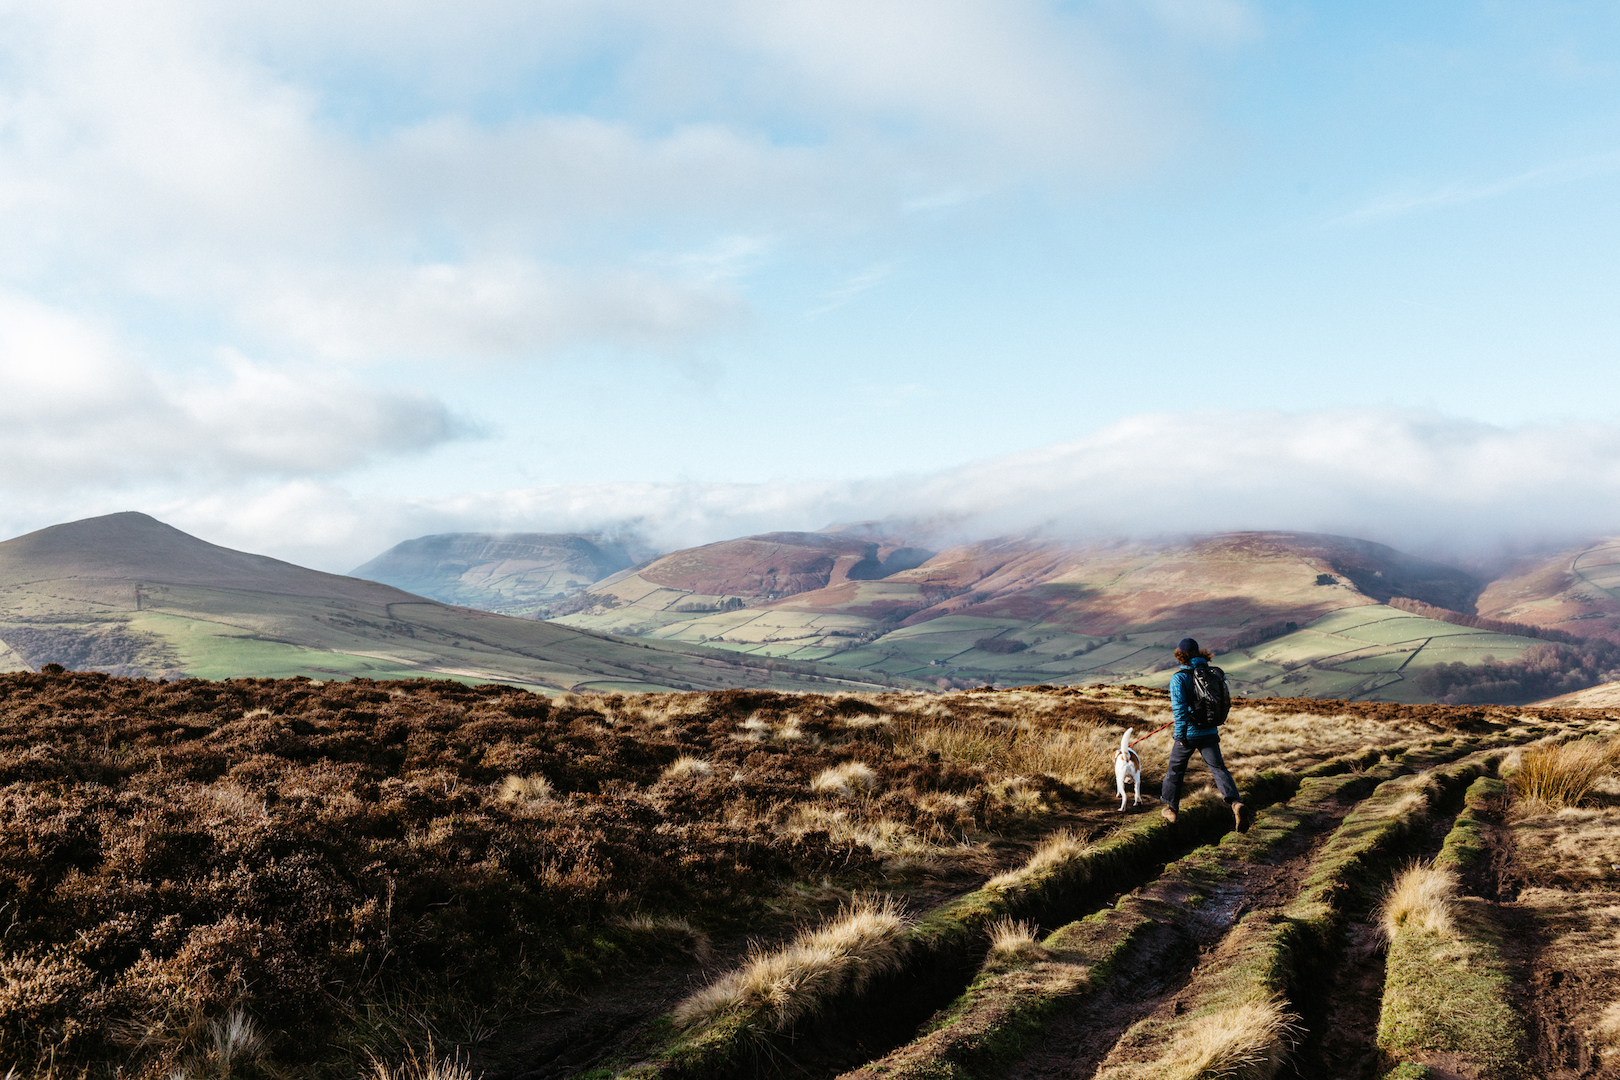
[0,0,1237,368]
[0,292,456,484]
[250,258,744,362]
[90,408,1620,573]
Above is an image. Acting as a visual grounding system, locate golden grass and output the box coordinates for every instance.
[672,896,912,1032]
[984,830,1090,893]
[368,1039,476,1080]
[985,918,1048,964]
[737,711,806,744]
[1510,736,1620,810]
[1159,997,1301,1080]
[1595,1002,1620,1065]
[810,761,880,798]
[1507,805,1620,886]
[496,774,552,802]
[781,805,941,858]
[662,756,714,781]
[1380,863,1457,939]
[1215,708,1436,774]
[610,914,712,961]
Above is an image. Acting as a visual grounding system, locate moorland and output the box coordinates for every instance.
[2,668,1618,1080]
[8,511,1620,707]
[364,526,1620,705]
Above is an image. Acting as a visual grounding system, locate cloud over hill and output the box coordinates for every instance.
[116,407,1620,571]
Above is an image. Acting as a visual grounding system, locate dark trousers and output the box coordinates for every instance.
[1160,734,1241,809]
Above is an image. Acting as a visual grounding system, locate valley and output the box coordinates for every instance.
[0,514,912,695]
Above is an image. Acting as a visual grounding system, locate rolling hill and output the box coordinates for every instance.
[350,531,644,616]
[1474,537,1620,644]
[541,528,1597,702]
[0,513,912,693]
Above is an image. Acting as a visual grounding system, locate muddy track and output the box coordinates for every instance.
[1002,790,1355,1080]
[808,725,1575,1080]
[1281,774,1473,1080]
[565,721,1595,1080]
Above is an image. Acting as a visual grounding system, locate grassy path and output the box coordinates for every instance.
[583,721,1583,1080]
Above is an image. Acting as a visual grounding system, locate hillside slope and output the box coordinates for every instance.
[350,531,640,616]
[554,529,1526,700]
[0,513,910,693]
[1474,538,1620,644]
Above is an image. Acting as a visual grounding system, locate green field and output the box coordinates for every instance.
[573,601,1556,702]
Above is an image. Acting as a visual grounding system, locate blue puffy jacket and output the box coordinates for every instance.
[1170,657,1222,741]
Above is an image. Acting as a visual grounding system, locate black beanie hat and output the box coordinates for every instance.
[1177,637,1200,656]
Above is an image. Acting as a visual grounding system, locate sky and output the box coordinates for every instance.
[3,0,1620,570]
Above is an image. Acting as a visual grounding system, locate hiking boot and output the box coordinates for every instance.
[1160,806,1177,825]
[1233,801,1253,833]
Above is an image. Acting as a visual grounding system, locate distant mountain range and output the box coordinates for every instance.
[357,524,1620,703]
[0,513,909,693]
[6,513,1618,704]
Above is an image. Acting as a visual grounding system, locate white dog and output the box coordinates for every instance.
[1114,728,1143,811]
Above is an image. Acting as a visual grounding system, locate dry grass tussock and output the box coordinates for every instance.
[782,804,940,858]
[1159,997,1301,1080]
[985,918,1048,963]
[985,830,1090,893]
[810,761,879,797]
[662,756,714,781]
[367,1040,476,1080]
[1509,736,1620,810]
[1380,863,1458,939]
[672,896,912,1032]
[734,710,809,744]
[121,1008,264,1080]
[497,773,552,801]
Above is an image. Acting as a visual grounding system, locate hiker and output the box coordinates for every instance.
[1159,637,1252,832]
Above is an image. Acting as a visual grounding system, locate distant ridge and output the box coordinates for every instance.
[351,531,641,616]
[0,512,408,604]
[0,513,907,693]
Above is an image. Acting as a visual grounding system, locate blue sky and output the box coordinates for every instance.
[2,1,1619,568]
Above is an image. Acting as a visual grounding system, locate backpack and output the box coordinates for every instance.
[1187,664,1231,726]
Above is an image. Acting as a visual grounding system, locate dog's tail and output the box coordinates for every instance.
[1120,728,1134,752]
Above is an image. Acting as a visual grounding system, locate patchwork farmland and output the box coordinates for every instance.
[5,669,1618,1079]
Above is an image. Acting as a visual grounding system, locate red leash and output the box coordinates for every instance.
[1129,721,1173,748]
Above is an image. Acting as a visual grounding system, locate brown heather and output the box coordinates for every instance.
[0,673,1141,1078]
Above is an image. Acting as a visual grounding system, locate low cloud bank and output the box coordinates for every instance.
[130,408,1620,572]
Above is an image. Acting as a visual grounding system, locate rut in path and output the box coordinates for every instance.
[591,726,1572,1080]
[995,776,1365,1080]
[848,735,1545,1080]
[1278,780,1468,1080]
